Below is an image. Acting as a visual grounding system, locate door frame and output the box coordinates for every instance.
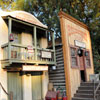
[79,49,87,82]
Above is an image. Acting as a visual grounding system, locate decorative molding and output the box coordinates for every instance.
[58,11,89,30]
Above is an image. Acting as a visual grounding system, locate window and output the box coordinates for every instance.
[85,51,91,67]
[12,32,21,43]
[70,47,78,67]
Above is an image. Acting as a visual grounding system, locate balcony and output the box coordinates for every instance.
[1,43,55,67]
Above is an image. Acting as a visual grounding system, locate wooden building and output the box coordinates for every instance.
[0,11,56,100]
[57,11,94,100]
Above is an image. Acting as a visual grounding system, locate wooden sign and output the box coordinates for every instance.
[27,45,34,53]
[22,65,48,71]
[75,40,86,48]
[41,51,52,58]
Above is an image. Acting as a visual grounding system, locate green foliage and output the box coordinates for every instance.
[1,0,100,73]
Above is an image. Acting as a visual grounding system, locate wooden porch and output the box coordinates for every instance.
[1,15,56,68]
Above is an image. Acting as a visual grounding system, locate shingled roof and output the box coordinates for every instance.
[0,11,47,29]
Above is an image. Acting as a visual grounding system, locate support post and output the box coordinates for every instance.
[9,91,13,100]
[8,17,12,59]
[34,26,37,60]
[52,32,56,65]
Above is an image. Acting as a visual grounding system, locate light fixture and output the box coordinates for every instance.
[52,66,56,71]
[85,51,89,56]
[77,48,83,57]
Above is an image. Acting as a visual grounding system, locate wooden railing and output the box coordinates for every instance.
[1,43,55,65]
[0,82,13,100]
[93,72,100,100]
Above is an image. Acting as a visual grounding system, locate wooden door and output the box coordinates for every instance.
[79,56,85,70]
[79,55,86,82]
[7,72,23,100]
[31,74,42,100]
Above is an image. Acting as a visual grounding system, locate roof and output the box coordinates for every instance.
[58,11,89,30]
[0,11,47,29]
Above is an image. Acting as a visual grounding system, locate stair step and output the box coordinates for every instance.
[74,93,93,98]
[72,97,93,100]
[81,82,99,86]
[77,90,93,94]
[78,86,100,90]
[77,90,100,94]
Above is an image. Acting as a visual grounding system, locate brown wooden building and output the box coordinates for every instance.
[50,11,94,100]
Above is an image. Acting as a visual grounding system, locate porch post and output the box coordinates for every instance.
[52,31,56,65]
[8,17,12,60]
[34,26,37,60]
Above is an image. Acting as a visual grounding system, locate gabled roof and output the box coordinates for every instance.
[0,11,47,29]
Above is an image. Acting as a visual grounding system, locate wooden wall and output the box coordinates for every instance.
[0,15,8,100]
[49,45,66,92]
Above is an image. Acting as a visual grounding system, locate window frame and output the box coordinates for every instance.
[70,46,79,68]
[85,50,91,68]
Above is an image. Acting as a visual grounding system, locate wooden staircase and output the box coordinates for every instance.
[72,82,100,100]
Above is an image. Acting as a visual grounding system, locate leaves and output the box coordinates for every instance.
[1,0,100,73]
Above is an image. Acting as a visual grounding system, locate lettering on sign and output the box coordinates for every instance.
[75,40,86,48]
[41,51,52,58]
[23,65,48,71]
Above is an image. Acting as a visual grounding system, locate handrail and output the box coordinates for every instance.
[0,82,13,100]
[1,43,55,64]
[37,47,54,52]
[94,72,100,100]
[0,82,9,95]
[1,43,54,52]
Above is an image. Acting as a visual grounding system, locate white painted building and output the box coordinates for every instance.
[0,11,56,100]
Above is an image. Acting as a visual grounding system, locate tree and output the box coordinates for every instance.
[0,0,100,73]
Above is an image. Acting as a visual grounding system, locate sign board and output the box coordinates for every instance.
[41,51,52,58]
[23,65,48,71]
[27,45,34,53]
[74,40,86,48]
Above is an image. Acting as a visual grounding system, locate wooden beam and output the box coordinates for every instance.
[59,17,72,100]
[8,18,12,60]
[8,16,53,32]
[34,26,37,60]
[52,32,56,65]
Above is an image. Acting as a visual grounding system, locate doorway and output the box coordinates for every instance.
[79,50,86,82]
[80,70,85,82]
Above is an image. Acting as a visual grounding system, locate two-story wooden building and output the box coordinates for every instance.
[0,11,56,100]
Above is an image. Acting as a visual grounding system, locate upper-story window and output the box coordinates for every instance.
[85,51,91,67]
[70,47,78,68]
[12,32,21,43]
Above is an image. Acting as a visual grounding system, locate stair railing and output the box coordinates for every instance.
[93,72,100,100]
[0,82,13,100]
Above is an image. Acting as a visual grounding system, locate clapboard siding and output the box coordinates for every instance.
[49,45,66,92]
[7,72,23,100]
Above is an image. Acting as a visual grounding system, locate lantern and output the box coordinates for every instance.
[77,48,83,57]
[9,34,14,41]
[52,66,56,71]
[85,51,89,56]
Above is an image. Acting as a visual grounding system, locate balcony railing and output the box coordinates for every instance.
[1,43,55,65]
